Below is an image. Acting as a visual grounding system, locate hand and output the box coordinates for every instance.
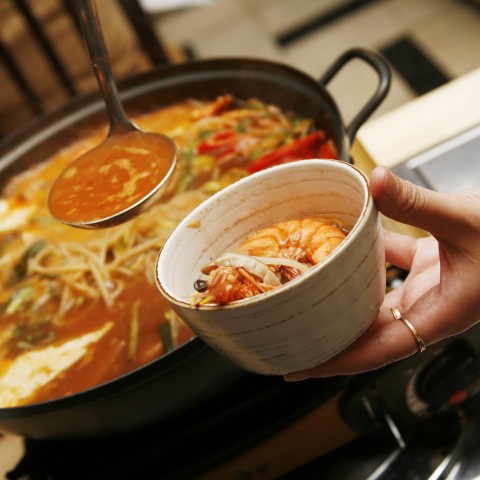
[284,166,480,380]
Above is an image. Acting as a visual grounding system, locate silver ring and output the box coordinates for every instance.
[391,307,426,353]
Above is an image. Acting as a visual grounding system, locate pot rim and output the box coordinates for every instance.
[0,55,346,155]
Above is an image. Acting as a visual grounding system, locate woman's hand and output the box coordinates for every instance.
[284,166,480,380]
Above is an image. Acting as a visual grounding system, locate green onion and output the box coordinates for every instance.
[14,240,46,280]
[176,145,195,194]
[6,285,35,315]
[158,323,174,353]
[235,119,249,133]
[199,129,214,140]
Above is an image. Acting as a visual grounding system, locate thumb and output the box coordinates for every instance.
[369,166,458,239]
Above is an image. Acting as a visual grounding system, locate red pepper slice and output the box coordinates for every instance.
[191,95,233,120]
[317,140,338,160]
[197,129,238,156]
[247,130,327,174]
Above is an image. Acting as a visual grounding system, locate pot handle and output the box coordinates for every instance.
[320,48,391,143]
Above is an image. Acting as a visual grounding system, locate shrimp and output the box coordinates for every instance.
[193,253,280,305]
[239,218,347,265]
[192,218,348,305]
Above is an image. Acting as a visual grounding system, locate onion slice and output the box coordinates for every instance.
[251,256,310,274]
[201,253,281,286]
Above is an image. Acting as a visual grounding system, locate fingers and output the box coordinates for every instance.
[284,284,447,381]
[284,306,420,380]
[285,167,480,382]
[383,230,417,270]
[369,167,461,240]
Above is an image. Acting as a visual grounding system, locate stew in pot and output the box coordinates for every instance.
[0,95,336,407]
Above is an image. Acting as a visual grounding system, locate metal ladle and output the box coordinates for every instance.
[48,0,177,229]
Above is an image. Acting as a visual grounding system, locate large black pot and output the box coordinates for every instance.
[0,48,391,440]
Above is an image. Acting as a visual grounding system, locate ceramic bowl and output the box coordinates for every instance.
[155,159,385,375]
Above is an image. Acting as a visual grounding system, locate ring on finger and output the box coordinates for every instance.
[391,307,426,353]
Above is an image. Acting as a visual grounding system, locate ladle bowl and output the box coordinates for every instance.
[47,0,177,229]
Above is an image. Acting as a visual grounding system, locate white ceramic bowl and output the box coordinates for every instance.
[155,159,385,375]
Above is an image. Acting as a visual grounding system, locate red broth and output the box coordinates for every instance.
[49,130,175,224]
[0,96,334,407]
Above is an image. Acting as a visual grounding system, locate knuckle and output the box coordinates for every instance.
[399,179,427,219]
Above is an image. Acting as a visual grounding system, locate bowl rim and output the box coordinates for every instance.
[155,159,373,311]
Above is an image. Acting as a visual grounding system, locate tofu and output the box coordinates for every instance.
[0,199,35,233]
[0,323,112,408]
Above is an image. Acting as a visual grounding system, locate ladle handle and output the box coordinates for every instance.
[72,0,135,135]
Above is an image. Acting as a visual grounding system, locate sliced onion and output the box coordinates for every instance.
[251,256,310,274]
[204,253,282,286]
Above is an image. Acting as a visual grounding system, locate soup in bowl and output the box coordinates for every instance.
[155,159,386,375]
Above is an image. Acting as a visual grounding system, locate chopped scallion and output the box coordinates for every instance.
[14,240,46,280]
[6,285,35,315]
[158,323,174,353]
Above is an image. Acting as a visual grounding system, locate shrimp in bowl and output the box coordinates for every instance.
[155,159,385,376]
[192,218,349,305]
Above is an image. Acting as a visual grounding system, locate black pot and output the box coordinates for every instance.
[0,48,391,439]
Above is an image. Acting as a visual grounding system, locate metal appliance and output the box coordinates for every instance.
[392,123,480,192]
